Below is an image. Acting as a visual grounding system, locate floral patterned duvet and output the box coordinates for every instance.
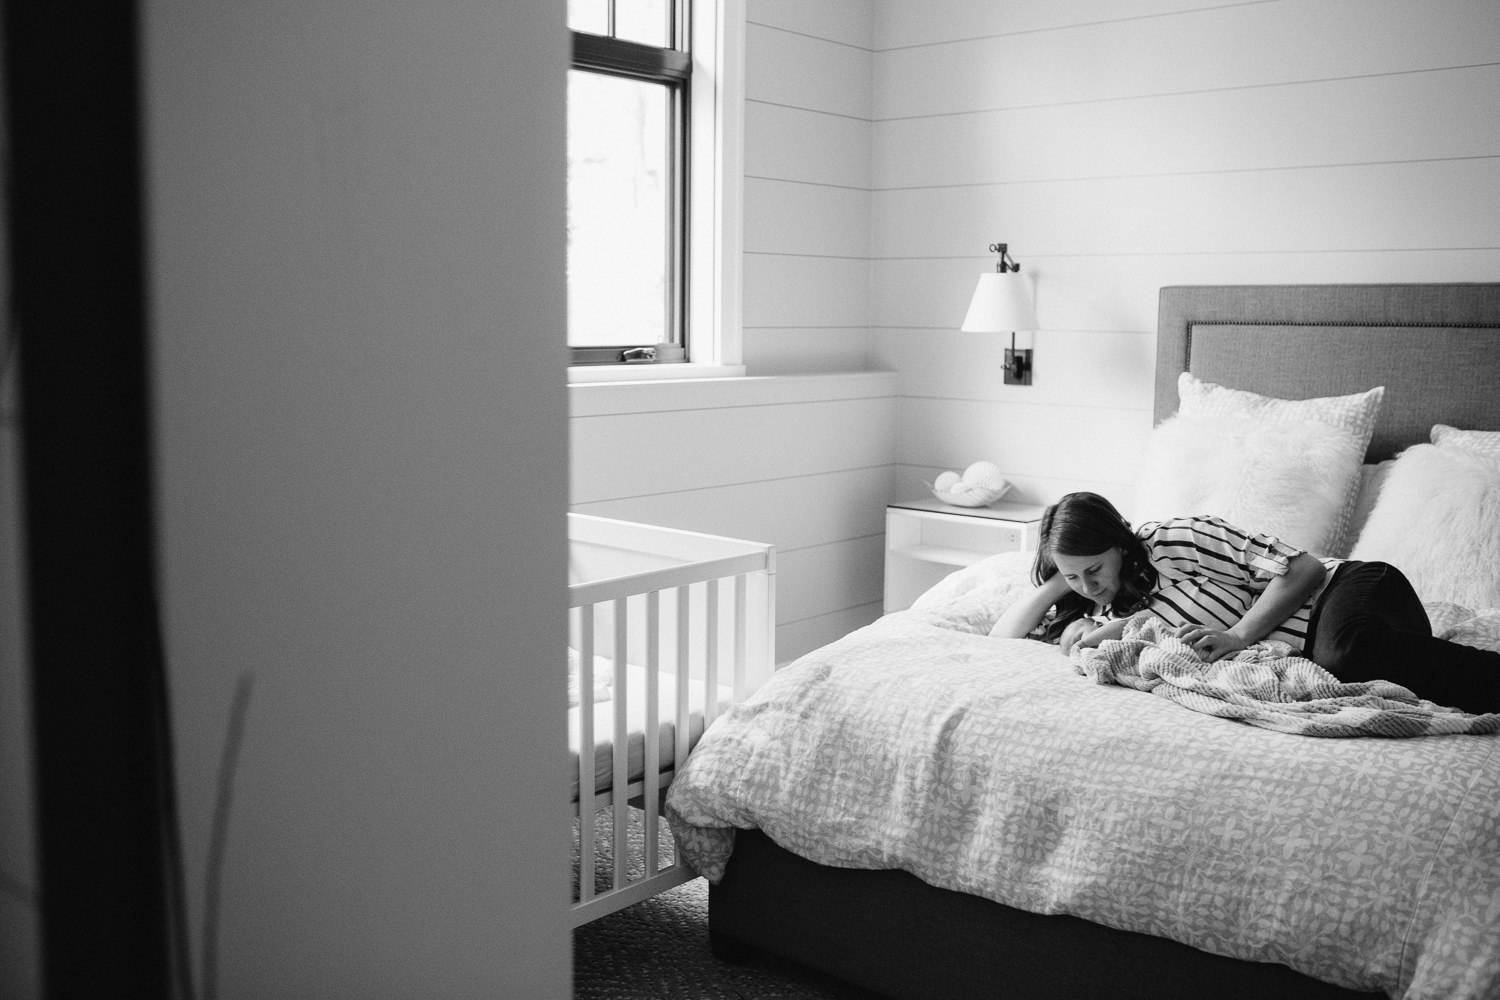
[665,556,1500,1000]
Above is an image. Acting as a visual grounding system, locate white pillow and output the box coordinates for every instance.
[1173,373,1384,555]
[1346,461,1396,548]
[567,648,613,708]
[1176,373,1385,439]
[907,549,1036,634]
[1432,423,1500,459]
[1348,444,1500,609]
[1134,413,1365,555]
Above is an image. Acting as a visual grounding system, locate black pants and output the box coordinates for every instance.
[1305,561,1500,715]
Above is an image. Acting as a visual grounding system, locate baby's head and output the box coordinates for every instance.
[1058,617,1094,655]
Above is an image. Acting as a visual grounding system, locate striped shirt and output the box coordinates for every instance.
[1133,516,1340,651]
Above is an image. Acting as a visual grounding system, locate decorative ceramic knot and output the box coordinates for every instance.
[930,461,1010,507]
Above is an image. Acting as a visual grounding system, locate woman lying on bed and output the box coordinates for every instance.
[992,491,1500,715]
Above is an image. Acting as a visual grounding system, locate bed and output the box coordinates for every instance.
[567,513,774,926]
[664,284,1500,999]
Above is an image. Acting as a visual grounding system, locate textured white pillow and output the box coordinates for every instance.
[907,549,1037,634]
[1432,423,1500,459]
[1177,373,1384,437]
[1133,413,1364,555]
[1348,444,1500,609]
[567,648,613,708]
[1175,373,1384,555]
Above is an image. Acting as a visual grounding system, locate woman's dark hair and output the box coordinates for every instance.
[1031,492,1157,643]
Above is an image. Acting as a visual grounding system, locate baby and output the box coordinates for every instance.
[1058,615,1128,656]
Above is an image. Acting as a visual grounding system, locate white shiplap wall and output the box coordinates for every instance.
[570,373,895,660]
[571,2,892,663]
[872,0,1500,519]
[742,0,875,374]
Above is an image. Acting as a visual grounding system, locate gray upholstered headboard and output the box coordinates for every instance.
[1155,284,1500,462]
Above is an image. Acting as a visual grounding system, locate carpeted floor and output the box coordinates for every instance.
[572,808,885,1000]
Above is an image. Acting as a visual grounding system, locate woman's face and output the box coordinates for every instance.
[1052,547,1124,608]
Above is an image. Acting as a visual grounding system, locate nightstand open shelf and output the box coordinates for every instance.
[888,543,995,568]
[884,499,1046,613]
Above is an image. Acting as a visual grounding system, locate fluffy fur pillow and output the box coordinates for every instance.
[1174,373,1383,555]
[1133,413,1365,555]
[1348,444,1500,609]
[1346,461,1396,548]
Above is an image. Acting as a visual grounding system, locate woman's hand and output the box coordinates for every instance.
[991,572,1075,639]
[1173,624,1248,662]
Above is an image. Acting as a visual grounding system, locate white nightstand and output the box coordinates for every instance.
[883,499,1046,613]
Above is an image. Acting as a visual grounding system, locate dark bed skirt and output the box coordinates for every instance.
[708,829,1381,1000]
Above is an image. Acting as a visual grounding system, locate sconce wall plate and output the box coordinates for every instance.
[1004,345,1032,386]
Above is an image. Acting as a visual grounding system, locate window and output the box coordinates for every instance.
[567,1,686,365]
[567,0,744,380]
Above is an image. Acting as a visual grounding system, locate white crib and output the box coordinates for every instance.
[568,513,775,926]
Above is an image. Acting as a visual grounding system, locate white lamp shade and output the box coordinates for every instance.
[960,272,1038,333]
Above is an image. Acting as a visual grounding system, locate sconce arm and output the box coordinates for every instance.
[987,242,1021,273]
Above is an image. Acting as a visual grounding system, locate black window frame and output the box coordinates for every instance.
[568,4,692,366]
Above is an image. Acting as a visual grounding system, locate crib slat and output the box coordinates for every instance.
[577,606,595,904]
[643,589,661,878]
[675,585,690,773]
[704,578,720,729]
[733,573,748,701]
[612,597,629,891]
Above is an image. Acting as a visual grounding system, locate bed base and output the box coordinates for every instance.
[712,830,1380,1000]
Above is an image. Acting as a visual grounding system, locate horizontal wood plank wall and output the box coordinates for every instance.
[570,3,889,666]
[871,0,1500,520]
[571,373,896,663]
[742,2,874,376]
[743,3,889,656]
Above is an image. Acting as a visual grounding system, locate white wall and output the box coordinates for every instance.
[572,0,893,663]
[872,0,1500,518]
[570,372,895,662]
[144,2,569,997]
[742,0,876,375]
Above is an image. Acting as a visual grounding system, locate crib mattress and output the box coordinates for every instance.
[569,663,733,801]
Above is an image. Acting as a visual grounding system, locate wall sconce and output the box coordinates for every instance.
[960,242,1039,386]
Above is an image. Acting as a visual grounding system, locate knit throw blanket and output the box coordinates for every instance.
[1072,613,1500,737]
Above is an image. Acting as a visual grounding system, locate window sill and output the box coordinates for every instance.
[567,362,746,384]
[569,369,898,416]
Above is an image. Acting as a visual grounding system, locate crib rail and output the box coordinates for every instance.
[568,514,774,927]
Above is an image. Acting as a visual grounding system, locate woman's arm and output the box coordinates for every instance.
[990,572,1074,638]
[1176,552,1327,661]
